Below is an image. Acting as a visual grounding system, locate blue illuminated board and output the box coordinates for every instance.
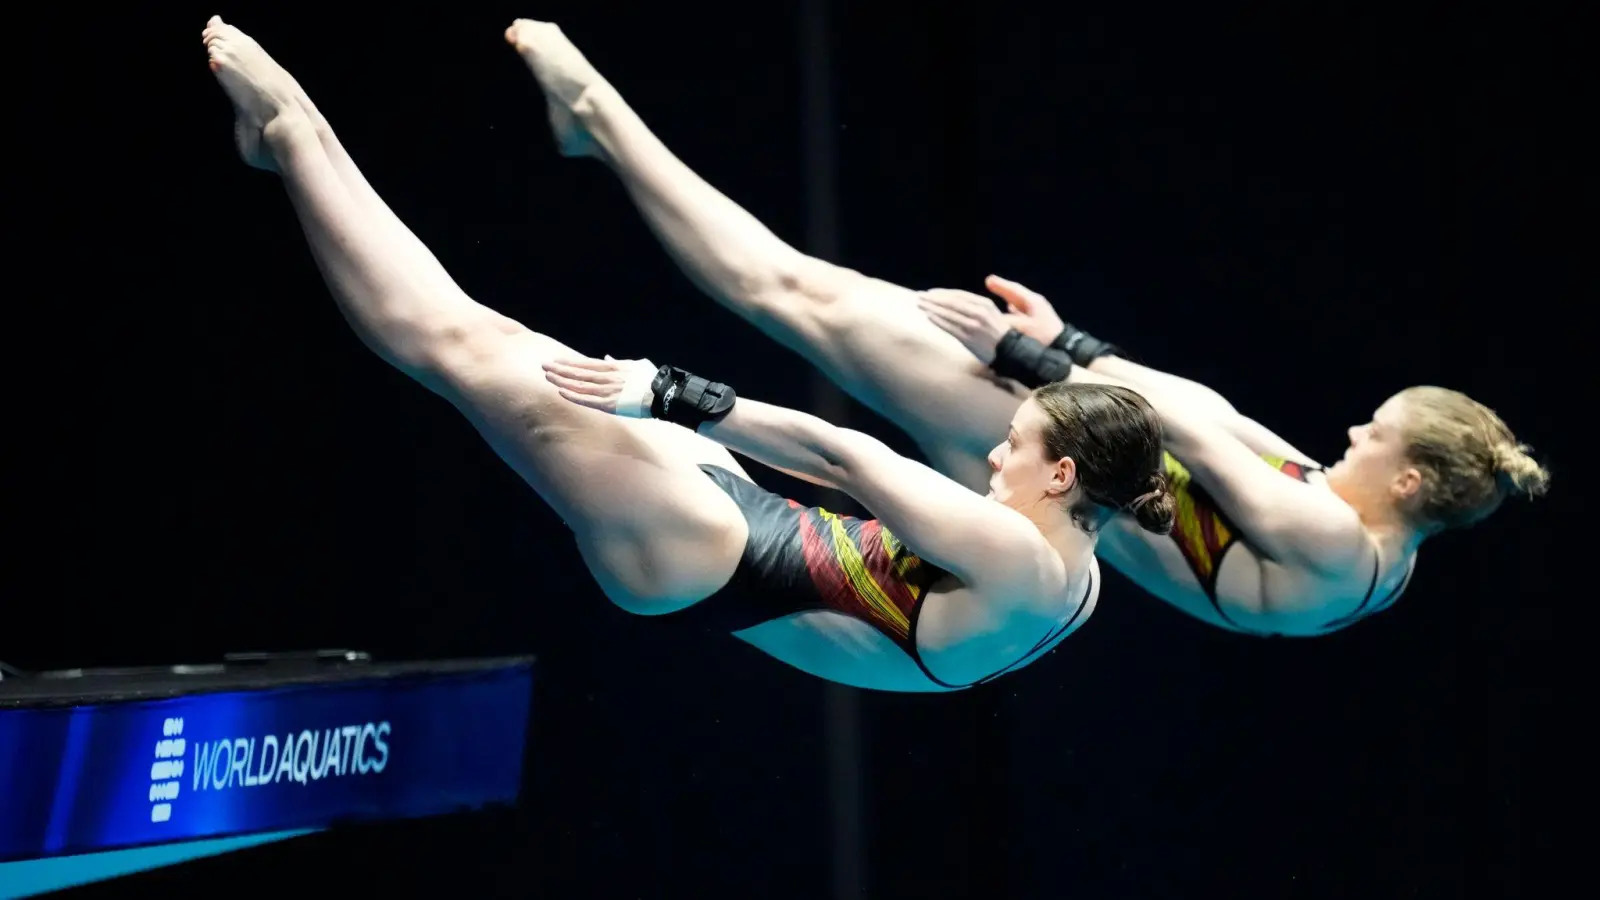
[0,665,532,861]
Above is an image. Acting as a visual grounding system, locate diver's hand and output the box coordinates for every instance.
[984,275,1065,344]
[542,354,659,418]
[916,289,1013,364]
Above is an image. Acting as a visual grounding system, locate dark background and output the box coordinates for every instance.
[8,1,1575,897]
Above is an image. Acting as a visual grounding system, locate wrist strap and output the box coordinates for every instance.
[649,365,738,430]
[1049,324,1121,366]
[990,330,1073,388]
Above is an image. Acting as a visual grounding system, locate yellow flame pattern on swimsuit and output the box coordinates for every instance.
[1164,451,1304,586]
[816,508,914,639]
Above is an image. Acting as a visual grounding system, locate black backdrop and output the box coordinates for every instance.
[7,2,1575,898]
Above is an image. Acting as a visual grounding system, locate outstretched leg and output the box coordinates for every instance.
[505,21,1026,492]
[202,17,747,610]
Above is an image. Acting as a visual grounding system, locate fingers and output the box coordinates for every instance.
[985,274,1043,311]
[918,300,977,336]
[919,288,992,313]
[542,360,620,397]
[922,309,957,335]
[554,387,606,409]
[546,355,618,373]
[918,292,989,329]
[545,376,618,415]
[544,370,615,394]
[917,294,974,325]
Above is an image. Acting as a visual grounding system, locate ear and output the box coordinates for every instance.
[1390,466,1423,501]
[1048,456,1078,495]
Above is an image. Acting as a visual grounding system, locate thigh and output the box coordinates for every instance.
[433,327,747,610]
[831,278,1030,455]
[763,264,1029,462]
[626,418,755,484]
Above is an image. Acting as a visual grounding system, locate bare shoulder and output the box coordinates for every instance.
[1049,552,1101,626]
[1267,477,1369,566]
[913,541,1096,684]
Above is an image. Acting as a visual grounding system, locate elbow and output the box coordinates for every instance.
[823,429,890,486]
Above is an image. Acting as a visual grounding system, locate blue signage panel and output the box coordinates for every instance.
[0,664,533,861]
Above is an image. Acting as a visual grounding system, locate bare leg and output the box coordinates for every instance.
[278,64,758,483]
[504,21,1026,491]
[202,18,746,610]
[276,82,466,305]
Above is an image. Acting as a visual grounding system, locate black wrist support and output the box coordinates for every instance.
[990,330,1074,388]
[1049,324,1122,366]
[650,365,738,430]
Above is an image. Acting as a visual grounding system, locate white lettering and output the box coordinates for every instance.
[356,724,372,774]
[318,728,339,777]
[293,730,313,784]
[242,737,259,787]
[229,738,251,788]
[188,721,394,793]
[275,732,295,784]
[371,722,390,773]
[308,729,329,780]
[148,780,180,802]
[256,735,280,785]
[340,726,358,774]
[210,738,233,790]
[192,740,213,791]
[151,803,171,822]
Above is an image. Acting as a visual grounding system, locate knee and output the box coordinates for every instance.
[413,311,528,381]
[744,261,880,347]
[771,255,865,307]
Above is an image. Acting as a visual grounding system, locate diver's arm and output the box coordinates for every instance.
[1085,357,1319,463]
[1065,365,1320,464]
[1106,383,1366,575]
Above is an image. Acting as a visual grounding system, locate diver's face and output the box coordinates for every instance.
[986,399,1074,508]
[1327,395,1419,505]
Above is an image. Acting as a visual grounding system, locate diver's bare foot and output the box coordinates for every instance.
[202,16,302,171]
[504,19,604,158]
